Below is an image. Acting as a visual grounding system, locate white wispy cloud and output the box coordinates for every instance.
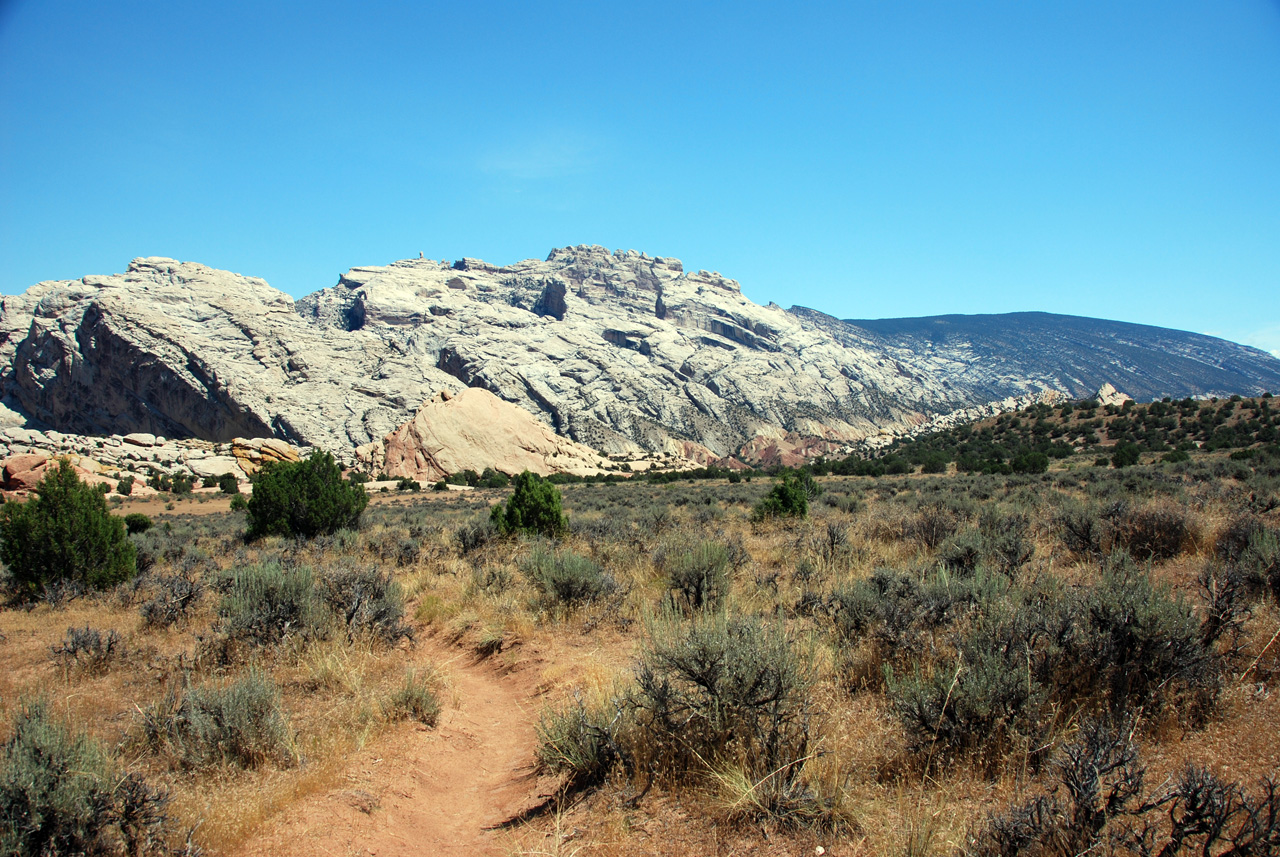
[476,129,599,181]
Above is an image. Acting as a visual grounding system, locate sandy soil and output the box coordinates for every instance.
[236,636,550,857]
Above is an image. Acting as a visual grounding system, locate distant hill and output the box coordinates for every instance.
[828,311,1280,403]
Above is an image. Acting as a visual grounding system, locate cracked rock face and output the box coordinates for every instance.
[2,246,1278,464]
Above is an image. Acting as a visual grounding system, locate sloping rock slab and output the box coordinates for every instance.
[358,388,607,482]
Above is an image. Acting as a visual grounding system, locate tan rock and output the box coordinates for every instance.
[359,388,606,482]
[231,437,300,474]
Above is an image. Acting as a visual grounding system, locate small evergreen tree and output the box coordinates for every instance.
[0,459,136,597]
[752,474,809,520]
[490,470,567,537]
[1111,441,1141,469]
[245,451,368,540]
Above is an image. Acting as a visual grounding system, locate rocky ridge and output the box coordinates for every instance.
[2,247,1277,467]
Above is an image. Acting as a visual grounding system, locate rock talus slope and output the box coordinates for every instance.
[2,247,1278,464]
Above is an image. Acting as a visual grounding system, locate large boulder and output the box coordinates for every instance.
[358,388,607,482]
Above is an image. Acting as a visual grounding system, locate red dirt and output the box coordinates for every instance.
[236,638,551,857]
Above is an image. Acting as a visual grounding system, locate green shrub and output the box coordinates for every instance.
[490,471,567,538]
[116,474,134,496]
[317,564,410,643]
[479,467,510,488]
[536,691,627,793]
[753,474,809,519]
[1,700,185,856]
[142,671,293,769]
[0,458,136,598]
[385,671,440,725]
[920,452,949,474]
[217,472,240,494]
[215,561,327,648]
[1240,527,1280,603]
[522,545,616,608]
[1069,555,1215,718]
[663,541,731,612]
[1111,441,1141,468]
[877,554,1219,765]
[633,613,811,788]
[1010,451,1049,474]
[246,450,368,540]
[124,512,153,535]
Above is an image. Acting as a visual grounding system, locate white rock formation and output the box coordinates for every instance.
[1,247,1274,466]
[1094,382,1133,408]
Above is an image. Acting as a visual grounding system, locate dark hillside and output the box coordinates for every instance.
[834,310,1280,402]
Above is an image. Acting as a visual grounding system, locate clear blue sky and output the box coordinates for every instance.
[2,1,1278,356]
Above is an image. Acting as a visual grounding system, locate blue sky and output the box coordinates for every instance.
[2,1,1278,356]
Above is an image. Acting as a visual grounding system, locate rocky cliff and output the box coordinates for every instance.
[2,247,1277,465]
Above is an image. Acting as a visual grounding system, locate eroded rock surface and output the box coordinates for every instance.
[2,247,1277,465]
[357,388,607,482]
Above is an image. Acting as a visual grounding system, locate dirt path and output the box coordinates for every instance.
[237,639,550,857]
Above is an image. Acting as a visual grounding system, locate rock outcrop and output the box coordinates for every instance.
[1,247,1277,467]
[1094,382,1133,408]
[356,388,607,482]
[0,427,304,495]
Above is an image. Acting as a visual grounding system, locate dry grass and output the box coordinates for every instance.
[3,458,1280,855]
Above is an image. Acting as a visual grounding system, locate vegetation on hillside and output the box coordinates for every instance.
[2,399,1279,854]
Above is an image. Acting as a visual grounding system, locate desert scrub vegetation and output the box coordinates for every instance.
[521,544,617,612]
[1,699,196,856]
[961,718,1280,857]
[0,458,136,599]
[490,469,568,537]
[536,610,830,827]
[245,450,368,539]
[3,436,1280,854]
[140,670,294,770]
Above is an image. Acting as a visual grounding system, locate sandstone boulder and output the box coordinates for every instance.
[358,388,607,482]
[233,437,302,474]
[0,453,116,493]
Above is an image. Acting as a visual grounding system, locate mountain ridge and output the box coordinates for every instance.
[0,246,1276,465]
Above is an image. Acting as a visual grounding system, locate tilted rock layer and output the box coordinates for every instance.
[357,388,607,482]
[2,247,1278,464]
